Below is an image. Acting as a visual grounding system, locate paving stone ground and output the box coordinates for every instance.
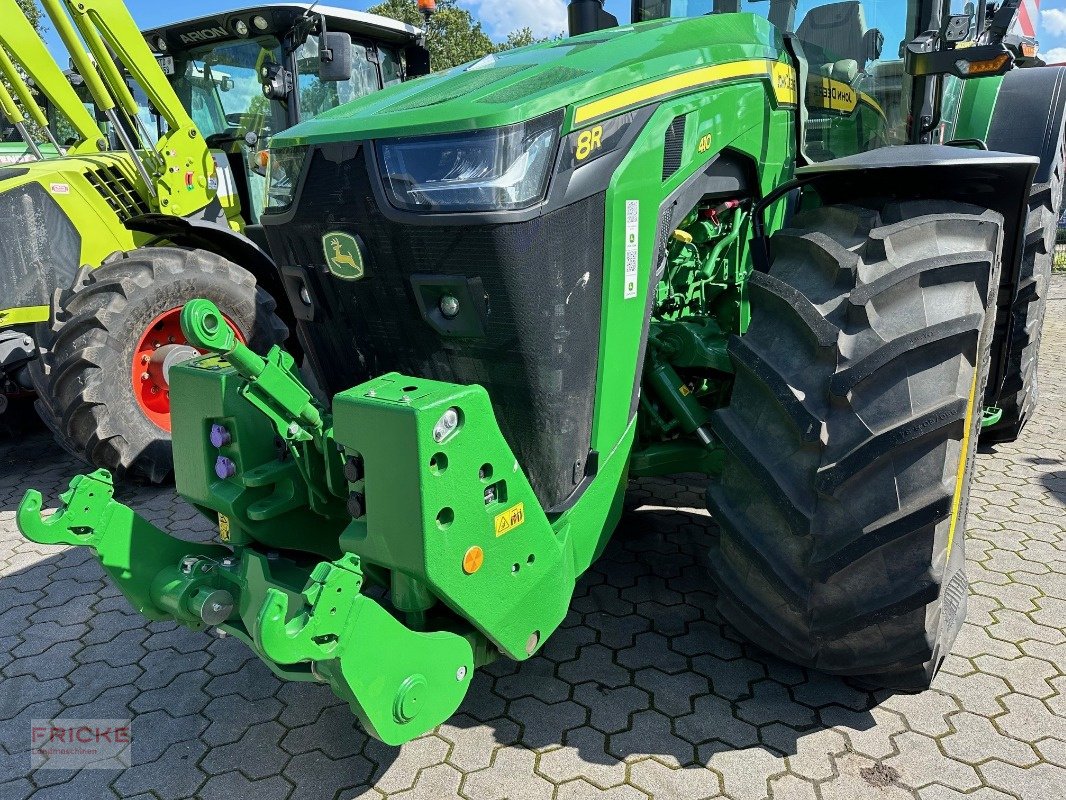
[2,276,1065,800]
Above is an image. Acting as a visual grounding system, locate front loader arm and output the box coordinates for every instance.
[0,0,103,153]
[32,0,221,217]
[0,45,57,156]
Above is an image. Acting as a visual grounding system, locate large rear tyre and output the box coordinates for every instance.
[706,200,1003,689]
[981,141,1064,442]
[29,247,287,483]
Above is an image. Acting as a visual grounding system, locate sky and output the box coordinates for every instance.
[32,0,1065,63]
[34,0,632,57]
[1041,3,1066,63]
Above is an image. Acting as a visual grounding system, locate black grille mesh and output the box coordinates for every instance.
[0,183,80,309]
[83,163,151,221]
[662,115,686,181]
[265,145,605,509]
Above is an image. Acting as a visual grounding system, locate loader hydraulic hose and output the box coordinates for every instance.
[0,79,43,160]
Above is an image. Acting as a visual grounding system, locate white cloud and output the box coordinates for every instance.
[1041,8,1066,37]
[461,0,569,40]
[1041,46,1066,63]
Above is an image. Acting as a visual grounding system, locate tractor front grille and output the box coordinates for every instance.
[0,182,80,310]
[83,162,151,222]
[264,144,605,510]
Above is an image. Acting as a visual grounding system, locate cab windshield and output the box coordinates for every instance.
[171,37,287,147]
[293,35,392,118]
[634,0,929,154]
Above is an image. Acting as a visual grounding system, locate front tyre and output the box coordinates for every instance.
[707,201,1003,689]
[30,247,287,483]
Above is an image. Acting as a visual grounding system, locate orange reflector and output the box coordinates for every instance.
[966,54,1010,75]
[463,546,484,574]
[1022,42,1038,58]
[256,150,269,168]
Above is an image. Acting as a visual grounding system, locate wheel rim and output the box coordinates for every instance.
[131,307,245,432]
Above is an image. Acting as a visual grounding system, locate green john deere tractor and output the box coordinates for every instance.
[0,0,427,476]
[18,0,1066,745]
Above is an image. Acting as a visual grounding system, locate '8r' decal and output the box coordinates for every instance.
[575,125,604,160]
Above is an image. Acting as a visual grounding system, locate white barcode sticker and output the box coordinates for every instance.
[624,200,639,300]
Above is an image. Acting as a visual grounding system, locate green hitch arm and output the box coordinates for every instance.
[252,555,475,745]
[181,299,323,436]
[17,470,231,622]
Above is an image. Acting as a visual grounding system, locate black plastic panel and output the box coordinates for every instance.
[264,145,605,510]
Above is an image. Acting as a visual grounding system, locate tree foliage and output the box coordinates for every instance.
[16,0,41,32]
[367,0,558,71]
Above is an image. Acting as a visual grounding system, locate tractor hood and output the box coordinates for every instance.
[272,13,783,147]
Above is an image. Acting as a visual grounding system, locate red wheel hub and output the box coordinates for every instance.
[132,307,245,432]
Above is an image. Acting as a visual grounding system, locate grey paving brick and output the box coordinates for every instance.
[284,750,376,800]
[1,275,1065,800]
[539,727,629,788]
[111,740,208,799]
[628,757,722,800]
[198,771,293,800]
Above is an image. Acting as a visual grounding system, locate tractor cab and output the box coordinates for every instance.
[141,4,427,222]
[631,0,1013,158]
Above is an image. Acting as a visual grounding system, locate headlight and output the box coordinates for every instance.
[378,111,562,212]
[264,146,307,211]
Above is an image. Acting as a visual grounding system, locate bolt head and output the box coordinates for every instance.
[209,424,232,448]
[455,666,467,682]
[439,294,460,318]
[347,492,366,518]
[214,456,237,480]
[432,407,460,443]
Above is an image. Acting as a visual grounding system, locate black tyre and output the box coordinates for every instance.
[982,142,1064,442]
[29,247,287,482]
[706,200,1003,689]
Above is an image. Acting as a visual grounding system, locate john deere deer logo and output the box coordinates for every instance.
[322,232,365,280]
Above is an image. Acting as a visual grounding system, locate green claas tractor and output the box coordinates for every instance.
[0,0,426,476]
[18,0,1065,745]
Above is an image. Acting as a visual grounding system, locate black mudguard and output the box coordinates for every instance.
[794,144,1038,405]
[125,211,296,339]
[986,67,1066,188]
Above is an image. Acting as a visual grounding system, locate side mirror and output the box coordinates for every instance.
[404,43,431,78]
[319,32,352,82]
[864,28,884,62]
[220,76,235,92]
